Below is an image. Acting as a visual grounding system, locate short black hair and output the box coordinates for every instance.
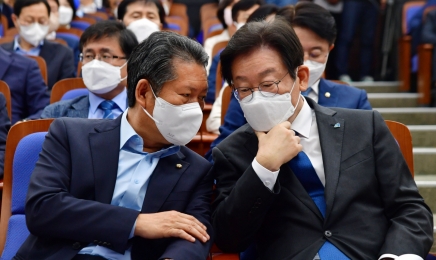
[13,0,50,16]
[220,17,303,86]
[231,0,263,22]
[276,2,337,45]
[127,31,208,107]
[66,0,77,20]
[217,0,235,29]
[247,4,278,23]
[79,20,138,58]
[117,0,166,26]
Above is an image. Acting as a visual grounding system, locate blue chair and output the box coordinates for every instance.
[56,33,81,71]
[61,88,88,101]
[165,23,181,32]
[0,120,54,259]
[70,20,90,31]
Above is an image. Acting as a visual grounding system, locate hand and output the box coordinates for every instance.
[134,211,210,243]
[255,121,302,171]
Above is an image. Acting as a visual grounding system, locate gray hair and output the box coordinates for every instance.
[127,31,208,107]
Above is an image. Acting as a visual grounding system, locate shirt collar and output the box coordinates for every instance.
[120,109,180,157]
[13,35,44,51]
[291,97,313,139]
[310,79,320,96]
[88,88,128,115]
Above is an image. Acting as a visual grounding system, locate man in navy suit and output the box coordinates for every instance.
[15,31,213,260]
[1,0,75,90]
[41,20,138,119]
[0,46,49,124]
[205,2,371,162]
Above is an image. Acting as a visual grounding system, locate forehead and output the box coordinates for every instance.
[232,47,286,80]
[125,1,159,15]
[47,0,59,10]
[162,59,207,91]
[19,2,50,17]
[293,26,330,50]
[82,36,124,54]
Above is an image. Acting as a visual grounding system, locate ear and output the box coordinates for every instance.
[159,22,163,30]
[329,44,335,51]
[296,65,310,92]
[135,79,152,108]
[12,14,19,29]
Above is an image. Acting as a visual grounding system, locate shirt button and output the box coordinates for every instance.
[324,230,332,237]
[134,179,139,184]
[264,181,271,186]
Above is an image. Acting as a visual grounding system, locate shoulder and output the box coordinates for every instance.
[216,124,253,151]
[323,79,364,94]
[44,40,73,55]
[180,146,211,167]
[42,96,88,117]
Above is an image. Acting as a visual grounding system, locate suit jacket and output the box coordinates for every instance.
[14,116,214,260]
[1,39,76,89]
[204,78,372,161]
[41,95,90,119]
[211,97,433,259]
[0,93,11,178]
[0,46,50,124]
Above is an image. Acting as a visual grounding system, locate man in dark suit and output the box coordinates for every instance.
[41,20,138,119]
[1,0,75,90]
[204,2,371,162]
[0,46,49,123]
[211,18,433,260]
[14,31,213,260]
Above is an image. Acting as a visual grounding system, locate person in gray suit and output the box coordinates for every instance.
[41,20,138,119]
[211,18,433,260]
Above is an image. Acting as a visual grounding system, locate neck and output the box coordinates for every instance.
[19,37,36,50]
[126,106,169,153]
[97,85,125,101]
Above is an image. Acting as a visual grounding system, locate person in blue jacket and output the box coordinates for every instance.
[205,2,372,162]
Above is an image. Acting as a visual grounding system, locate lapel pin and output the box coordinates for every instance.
[176,164,182,169]
[325,92,331,98]
[333,123,340,128]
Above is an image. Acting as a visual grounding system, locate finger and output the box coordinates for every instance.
[177,212,207,230]
[177,222,209,242]
[178,218,210,240]
[169,228,196,243]
[279,121,291,129]
[255,131,266,139]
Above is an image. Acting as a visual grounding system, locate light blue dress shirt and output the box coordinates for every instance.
[78,109,180,259]
[88,89,127,119]
[13,36,43,56]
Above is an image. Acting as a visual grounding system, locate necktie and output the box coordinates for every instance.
[288,151,349,260]
[302,87,312,97]
[99,100,117,119]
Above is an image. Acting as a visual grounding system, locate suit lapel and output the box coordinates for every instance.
[39,40,55,64]
[0,47,12,79]
[67,96,90,118]
[318,79,339,107]
[89,117,122,203]
[243,125,324,221]
[309,99,344,221]
[140,151,188,213]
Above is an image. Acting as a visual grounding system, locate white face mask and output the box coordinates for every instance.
[127,18,160,43]
[239,77,301,132]
[224,6,233,27]
[163,3,170,15]
[142,87,203,146]
[59,6,74,25]
[304,59,327,87]
[48,12,60,33]
[82,59,127,94]
[18,22,49,47]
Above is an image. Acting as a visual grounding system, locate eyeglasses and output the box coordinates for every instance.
[233,72,289,102]
[79,53,127,63]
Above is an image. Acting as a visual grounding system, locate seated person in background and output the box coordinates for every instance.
[204,2,371,161]
[1,0,75,90]
[0,46,49,123]
[1,0,14,28]
[0,93,11,179]
[421,9,436,106]
[58,0,76,28]
[117,0,166,43]
[205,0,264,104]
[45,0,60,40]
[41,20,138,119]
[15,31,213,260]
[211,18,434,260]
[206,3,278,134]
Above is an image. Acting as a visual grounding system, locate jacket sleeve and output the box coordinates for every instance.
[357,89,372,110]
[25,119,139,253]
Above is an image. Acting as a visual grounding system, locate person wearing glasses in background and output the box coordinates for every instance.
[1,0,75,90]
[41,20,138,119]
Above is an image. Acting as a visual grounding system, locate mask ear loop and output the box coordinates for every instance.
[119,62,128,81]
[290,68,302,112]
[141,83,161,123]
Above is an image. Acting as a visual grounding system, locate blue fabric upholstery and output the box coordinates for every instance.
[166,23,181,31]
[208,24,223,34]
[1,132,47,259]
[70,21,90,31]
[61,88,89,101]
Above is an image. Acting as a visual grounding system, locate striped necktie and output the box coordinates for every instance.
[99,100,117,119]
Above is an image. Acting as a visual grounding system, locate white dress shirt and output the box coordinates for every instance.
[252,97,423,260]
[307,79,320,103]
[88,89,127,119]
[203,30,230,74]
[206,85,228,134]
